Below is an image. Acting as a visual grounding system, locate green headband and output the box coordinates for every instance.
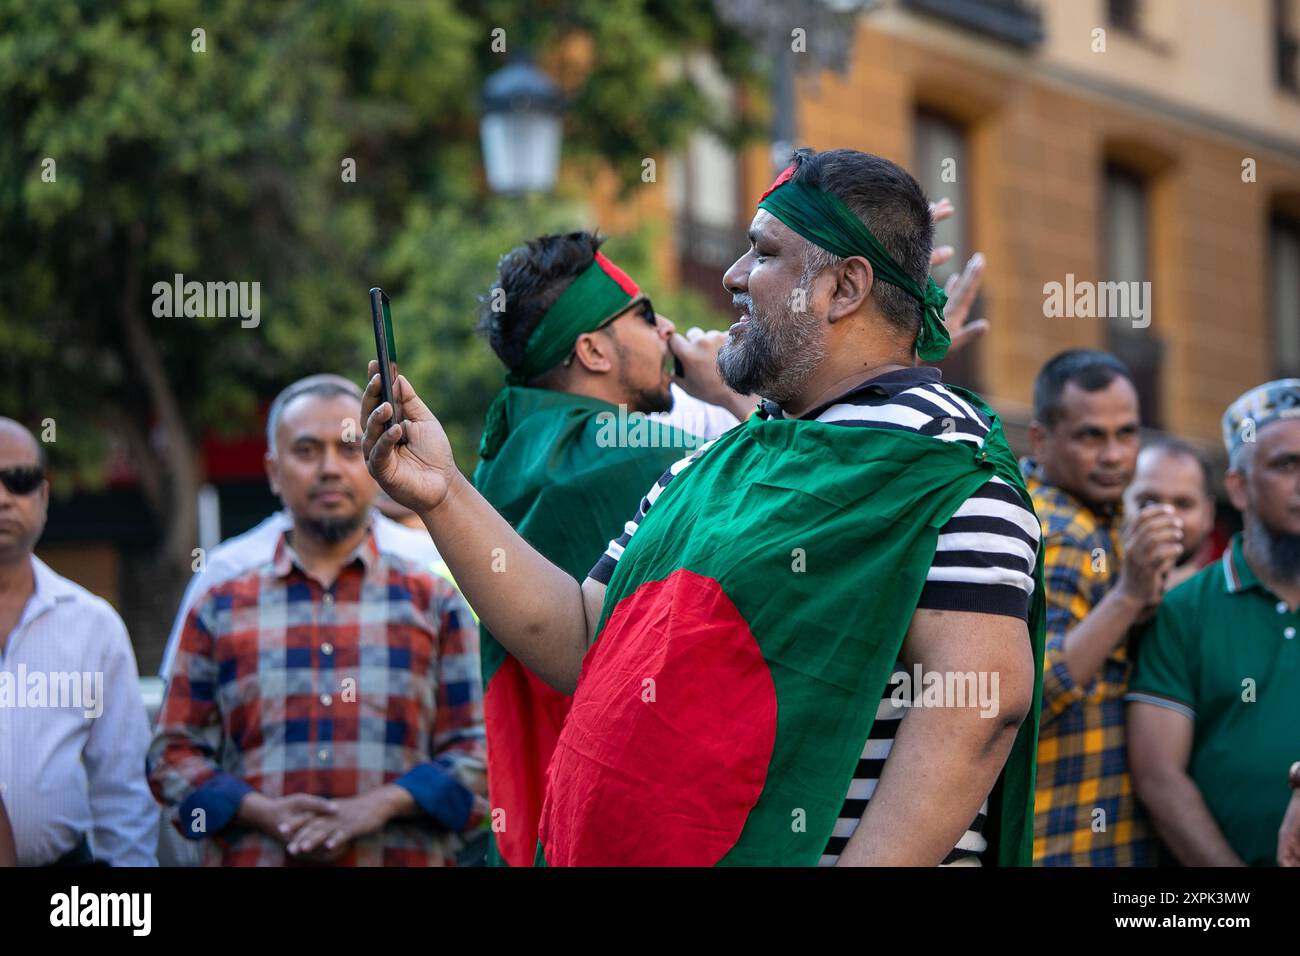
[509,252,642,384]
[757,167,950,361]
[480,251,642,459]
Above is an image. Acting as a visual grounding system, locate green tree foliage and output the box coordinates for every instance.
[0,0,761,575]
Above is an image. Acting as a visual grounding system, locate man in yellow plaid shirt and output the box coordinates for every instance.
[1023,350,1184,865]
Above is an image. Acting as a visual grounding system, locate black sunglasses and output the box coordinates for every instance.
[627,297,657,327]
[597,296,656,331]
[0,465,45,495]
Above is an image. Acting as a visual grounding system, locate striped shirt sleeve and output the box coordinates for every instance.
[918,476,1040,621]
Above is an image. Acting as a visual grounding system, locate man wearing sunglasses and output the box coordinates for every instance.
[471,231,757,866]
[0,418,157,866]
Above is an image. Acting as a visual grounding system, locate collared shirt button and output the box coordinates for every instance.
[1285,627,1296,640]
[323,593,334,606]
[320,642,334,656]
[317,748,330,761]
[1278,601,1288,614]
[320,693,333,706]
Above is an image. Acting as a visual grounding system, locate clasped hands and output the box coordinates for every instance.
[239,785,413,863]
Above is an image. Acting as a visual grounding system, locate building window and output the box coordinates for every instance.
[1103,164,1162,427]
[1108,0,1142,35]
[1278,0,1300,92]
[669,131,743,305]
[666,54,744,309]
[915,109,979,390]
[1272,215,1300,377]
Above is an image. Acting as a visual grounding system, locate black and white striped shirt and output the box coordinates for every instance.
[588,367,1040,866]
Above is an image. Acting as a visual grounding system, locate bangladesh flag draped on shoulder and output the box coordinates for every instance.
[472,385,700,866]
[537,387,1046,866]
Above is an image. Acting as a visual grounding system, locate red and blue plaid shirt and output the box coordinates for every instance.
[148,526,486,866]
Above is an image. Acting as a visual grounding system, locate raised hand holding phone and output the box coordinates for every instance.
[369,287,407,444]
[362,361,460,515]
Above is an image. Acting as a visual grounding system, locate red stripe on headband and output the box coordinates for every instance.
[594,251,640,297]
[759,163,797,202]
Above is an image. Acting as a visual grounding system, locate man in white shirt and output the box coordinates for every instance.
[0,418,157,866]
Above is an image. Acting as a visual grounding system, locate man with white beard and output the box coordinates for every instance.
[1128,380,1300,866]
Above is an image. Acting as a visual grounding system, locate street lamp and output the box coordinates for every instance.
[480,60,564,194]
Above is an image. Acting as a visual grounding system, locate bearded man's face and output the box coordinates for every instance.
[718,211,827,404]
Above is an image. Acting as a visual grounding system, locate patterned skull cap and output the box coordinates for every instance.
[1222,379,1300,454]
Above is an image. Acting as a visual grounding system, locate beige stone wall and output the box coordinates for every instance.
[1041,0,1300,144]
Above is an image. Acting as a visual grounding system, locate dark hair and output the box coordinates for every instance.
[1033,349,1136,428]
[788,148,934,343]
[476,231,605,376]
[1141,436,1215,498]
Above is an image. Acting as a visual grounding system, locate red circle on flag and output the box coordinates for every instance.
[539,568,777,866]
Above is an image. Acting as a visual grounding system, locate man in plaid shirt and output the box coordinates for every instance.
[149,375,486,866]
[1024,350,1182,866]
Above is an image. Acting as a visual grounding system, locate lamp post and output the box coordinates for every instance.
[480,59,564,195]
[713,0,877,172]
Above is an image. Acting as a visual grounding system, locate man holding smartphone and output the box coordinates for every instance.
[362,148,1044,866]
[467,213,987,866]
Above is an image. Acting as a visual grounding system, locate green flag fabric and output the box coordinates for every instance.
[537,387,1045,866]
[479,252,645,460]
[472,385,701,866]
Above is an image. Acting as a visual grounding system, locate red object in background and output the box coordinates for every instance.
[201,399,272,482]
[201,415,270,481]
[104,438,138,488]
[1204,520,1231,565]
[104,401,271,488]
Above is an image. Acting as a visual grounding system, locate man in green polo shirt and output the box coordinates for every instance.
[1127,379,1300,866]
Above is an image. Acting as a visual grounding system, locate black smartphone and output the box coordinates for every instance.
[368,287,406,443]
